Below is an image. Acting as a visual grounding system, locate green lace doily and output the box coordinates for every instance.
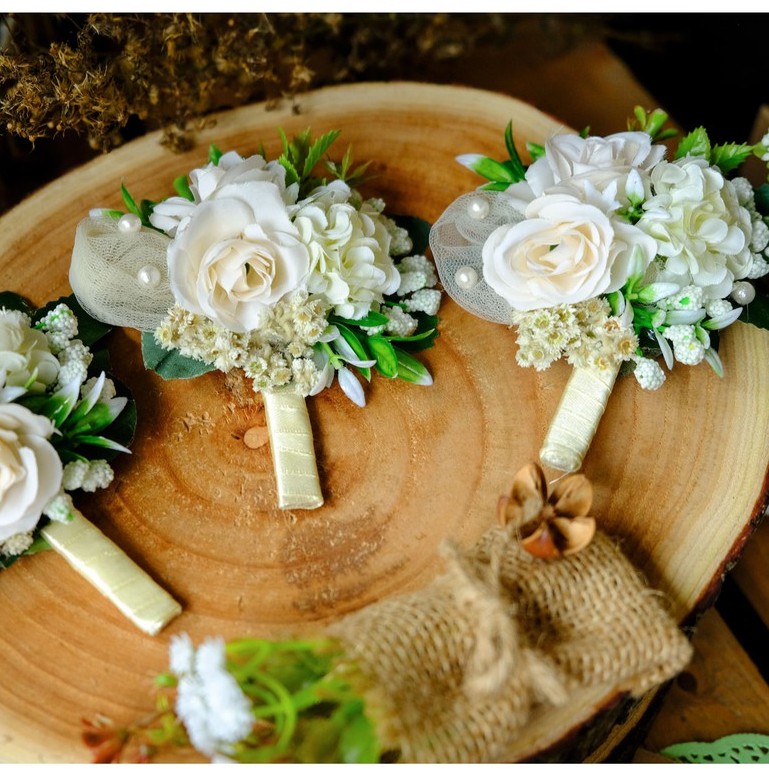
[661,734,769,763]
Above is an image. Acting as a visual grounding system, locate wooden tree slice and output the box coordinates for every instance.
[0,82,768,762]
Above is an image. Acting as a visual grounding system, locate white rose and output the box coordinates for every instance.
[506,131,665,213]
[638,157,753,299]
[167,181,311,332]
[483,194,657,311]
[0,310,60,397]
[150,151,297,237]
[0,403,62,542]
[294,196,400,319]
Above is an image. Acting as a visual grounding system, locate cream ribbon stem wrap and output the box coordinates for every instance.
[42,509,182,635]
[262,391,324,510]
[539,360,621,473]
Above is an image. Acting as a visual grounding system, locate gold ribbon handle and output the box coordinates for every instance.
[539,361,621,473]
[42,509,182,636]
[262,390,324,510]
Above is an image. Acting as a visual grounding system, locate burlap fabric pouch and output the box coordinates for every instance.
[329,525,692,763]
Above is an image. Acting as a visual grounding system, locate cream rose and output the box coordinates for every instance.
[167,181,311,332]
[638,157,752,299]
[150,151,297,237]
[0,310,60,397]
[506,131,665,214]
[0,403,62,542]
[294,189,400,319]
[483,194,657,311]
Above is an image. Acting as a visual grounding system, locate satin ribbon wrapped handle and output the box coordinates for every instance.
[42,509,182,636]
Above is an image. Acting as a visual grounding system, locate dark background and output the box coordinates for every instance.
[1,12,768,216]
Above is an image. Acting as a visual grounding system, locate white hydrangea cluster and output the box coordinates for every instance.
[62,459,114,493]
[170,633,255,759]
[155,290,329,396]
[724,176,769,280]
[633,356,666,390]
[37,304,95,389]
[0,531,34,558]
[662,324,708,366]
[513,297,638,372]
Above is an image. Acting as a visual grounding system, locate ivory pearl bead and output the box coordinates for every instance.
[467,197,490,220]
[118,213,142,234]
[137,265,162,288]
[730,281,756,305]
[455,265,479,289]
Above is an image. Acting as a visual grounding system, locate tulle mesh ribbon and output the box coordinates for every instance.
[429,191,614,473]
[70,215,323,509]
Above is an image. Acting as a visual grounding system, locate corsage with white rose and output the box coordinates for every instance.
[0,292,181,634]
[70,129,442,510]
[430,107,769,472]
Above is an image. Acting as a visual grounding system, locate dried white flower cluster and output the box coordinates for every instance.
[155,290,330,396]
[513,297,638,373]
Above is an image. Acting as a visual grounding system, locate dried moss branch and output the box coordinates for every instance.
[0,13,603,152]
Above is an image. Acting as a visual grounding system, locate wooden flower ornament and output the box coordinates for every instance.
[497,462,596,559]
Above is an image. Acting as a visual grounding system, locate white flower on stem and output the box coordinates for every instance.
[0,310,60,399]
[638,157,753,299]
[167,181,311,332]
[633,356,666,390]
[0,403,62,542]
[170,633,255,759]
[505,130,665,213]
[150,151,297,236]
[482,194,657,311]
[662,324,707,366]
[337,366,366,407]
[294,188,400,319]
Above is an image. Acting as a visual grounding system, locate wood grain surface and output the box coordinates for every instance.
[0,82,768,762]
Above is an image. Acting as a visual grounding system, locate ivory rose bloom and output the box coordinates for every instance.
[483,194,657,311]
[0,403,62,542]
[0,310,60,397]
[506,131,665,213]
[167,181,311,332]
[638,157,752,299]
[150,151,297,237]
[293,182,400,318]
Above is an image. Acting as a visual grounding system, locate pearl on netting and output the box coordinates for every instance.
[467,196,490,220]
[118,213,142,234]
[454,265,479,290]
[730,281,756,305]
[137,265,161,288]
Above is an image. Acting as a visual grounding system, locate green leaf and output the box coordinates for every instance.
[172,174,195,201]
[468,156,518,184]
[481,181,513,192]
[710,142,754,174]
[141,332,215,379]
[302,129,341,179]
[33,294,112,348]
[503,121,526,181]
[208,144,223,165]
[338,712,379,763]
[72,434,131,453]
[0,291,34,314]
[365,335,398,378]
[526,142,545,161]
[675,127,711,160]
[393,347,432,385]
[330,311,389,328]
[121,183,142,218]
